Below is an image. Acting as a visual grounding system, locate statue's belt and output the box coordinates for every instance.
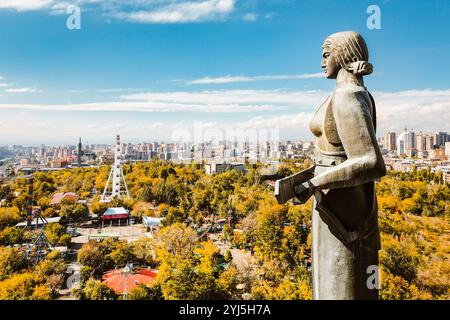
[314,190,376,247]
[275,156,378,248]
[312,156,378,248]
[313,152,347,167]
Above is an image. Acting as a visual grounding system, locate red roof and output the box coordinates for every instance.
[102,207,130,220]
[102,268,158,294]
[50,192,79,205]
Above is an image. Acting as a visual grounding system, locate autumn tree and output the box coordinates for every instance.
[45,223,71,246]
[60,202,89,222]
[0,273,52,300]
[78,278,117,300]
[0,247,28,280]
[127,283,162,300]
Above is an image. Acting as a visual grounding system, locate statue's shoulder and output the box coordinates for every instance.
[331,86,370,114]
[333,85,367,100]
[323,86,372,144]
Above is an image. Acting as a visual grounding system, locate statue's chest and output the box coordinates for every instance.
[310,96,340,140]
[310,97,328,138]
[310,95,344,153]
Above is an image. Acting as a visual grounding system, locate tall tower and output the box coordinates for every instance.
[77,137,82,167]
[101,135,130,202]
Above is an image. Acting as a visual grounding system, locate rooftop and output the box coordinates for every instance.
[103,207,129,216]
[50,192,79,205]
[102,267,158,295]
[15,216,61,228]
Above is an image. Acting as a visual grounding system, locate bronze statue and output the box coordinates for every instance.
[275,31,386,300]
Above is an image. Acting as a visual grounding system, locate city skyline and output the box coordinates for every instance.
[1,1,449,144]
[1,126,449,148]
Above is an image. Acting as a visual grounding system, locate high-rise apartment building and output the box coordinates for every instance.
[435,132,449,147]
[384,132,397,151]
[445,142,450,158]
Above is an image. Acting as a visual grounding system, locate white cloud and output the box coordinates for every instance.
[96,88,144,93]
[4,87,36,93]
[49,1,71,14]
[86,123,127,130]
[0,83,10,87]
[242,12,258,22]
[372,89,450,134]
[5,87,40,93]
[0,100,279,113]
[187,73,325,85]
[0,0,240,24]
[116,0,236,23]
[189,76,253,84]
[0,0,53,11]
[67,89,89,93]
[0,88,448,142]
[236,112,313,131]
[121,89,327,107]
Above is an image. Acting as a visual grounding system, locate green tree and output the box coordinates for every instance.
[60,202,89,222]
[79,278,117,300]
[109,241,136,266]
[127,284,162,300]
[78,240,115,278]
[0,227,25,246]
[155,223,198,260]
[130,238,156,267]
[0,247,28,280]
[161,206,187,227]
[45,223,71,246]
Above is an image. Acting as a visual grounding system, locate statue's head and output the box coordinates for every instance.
[321,31,373,79]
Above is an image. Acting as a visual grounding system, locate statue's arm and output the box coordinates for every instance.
[309,90,386,190]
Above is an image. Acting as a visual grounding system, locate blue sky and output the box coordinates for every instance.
[0,0,449,145]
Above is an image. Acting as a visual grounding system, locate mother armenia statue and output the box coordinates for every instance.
[275,31,386,300]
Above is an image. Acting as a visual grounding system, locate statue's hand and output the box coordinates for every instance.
[274,166,316,205]
[275,178,315,205]
[274,177,294,204]
[294,181,315,204]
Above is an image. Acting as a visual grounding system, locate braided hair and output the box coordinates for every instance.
[322,31,373,76]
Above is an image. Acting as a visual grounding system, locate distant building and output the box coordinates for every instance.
[425,134,435,150]
[101,207,130,226]
[429,148,446,160]
[416,133,427,152]
[396,132,406,155]
[435,132,449,147]
[50,192,79,205]
[77,138,83,167]
[397,130,416,156]
[205,162,246,175]
[102,266,158,296]
[406,148,417,158]
[445,142,450,158]
[51,158,69,168]
[15,216,62,229]
[99,153,114,164]
[142,216,163,230]
[432,166,450,184]
[384,132,397,152]
[406,131,416,150]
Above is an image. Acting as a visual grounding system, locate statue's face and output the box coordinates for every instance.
[322,47,340,79]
